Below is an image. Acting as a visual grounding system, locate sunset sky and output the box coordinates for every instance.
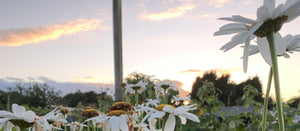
[0,0,299,100]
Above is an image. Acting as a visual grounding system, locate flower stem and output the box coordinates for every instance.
[262,67,272,131]
[135,91,139,107]
[266,32,285,131]
[20,127,27,131]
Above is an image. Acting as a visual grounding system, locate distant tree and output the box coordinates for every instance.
[0,90,8,110]
[59,90,114,110]
[1,83,61,109]
[191,71,264,106]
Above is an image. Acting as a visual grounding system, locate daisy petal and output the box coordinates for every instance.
[263,0,275,16]
[257,37,272,65]
[220,31,248,51]
[12,104,26,116]
[243,38,250,73]
[257,6,272,21]
[274,33,286,55]
[179,112,200,123]
[219,23,247,31]
[232,15,257,24]
[164,114,176,131]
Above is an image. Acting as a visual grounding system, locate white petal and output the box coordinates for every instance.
[283,34,293,44]
[280,0,300,20]
[12,104,26,116]
[162,105,175,114]
[178,115,187,125]
[22,111,36,123]
[257,37,272,65]
[274,33,286,55]
[214,29,246,36]
[273,4,285,18]
[219,23,246,31]
[282,53,290,58]
[178,112,200,123]
[257,6,272,21]
[119,117,129,131]
[164,114,176,131]
[218,15,256,24]
[243,38,250,73]
[220,31,248,51]
[263,0,275,16]
[148,111,165,122]
[285,10,300,23]
[149,119,157,131]
[287,35,300,50]
[232,15,257,24]
[0,111,18,119]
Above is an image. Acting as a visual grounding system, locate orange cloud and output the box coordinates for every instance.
[0,18,103,46]
[143,4,195,21]
[75,76,100,83]
[243,0,252,5]
[179,68,241,74]
[210,0,231,8]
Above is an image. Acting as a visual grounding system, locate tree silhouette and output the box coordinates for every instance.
[191,71,264,106]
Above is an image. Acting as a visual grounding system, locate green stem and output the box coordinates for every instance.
[135,91,139,107]
[135,91,140,124]
[262,67,273,131]
[162,115,167,131]
[266,32,285,131]
[90,121,96,131]
[20,127,27,131]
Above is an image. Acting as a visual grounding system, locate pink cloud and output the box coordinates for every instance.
[0,18,104,46]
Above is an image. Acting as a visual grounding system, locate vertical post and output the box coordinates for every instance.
[7,93,10,111]
[113,0,123,102]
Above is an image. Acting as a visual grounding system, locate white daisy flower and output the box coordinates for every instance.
[215,0,300,72]
[242,34,300,60]
[172,95,191,105]
[133,123,150,131]
[124,80,148,95]
[33,108,67,131]
[137,104,199,131]
[85,110,133,131]
[154,80,177,97]
[144,99,160,107]
[0,104,36,129]
[67,121,86,131]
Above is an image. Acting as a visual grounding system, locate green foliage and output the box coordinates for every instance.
[58,90,114,111]
[0,83,61,110]
[191,71,264,106]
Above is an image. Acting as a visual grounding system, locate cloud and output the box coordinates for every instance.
[243,0,252,5]
[0,18,104,46]
[179,68,241,74]
[143,4,195,21]
[0,76,114,97]
[210,0,231,8]
[75,76,100,83]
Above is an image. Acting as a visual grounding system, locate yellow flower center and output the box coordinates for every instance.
[82,108,99,118]
[254,15,288,37]
[198,109,203,115]
[84,106,93,110]
[9,119,34,128]
[155,104,175,111]
[108,102,134,112]
[107,110,128,116]
[161,85,170,90]
[60,108,70,115]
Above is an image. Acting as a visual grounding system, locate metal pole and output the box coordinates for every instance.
[113,0,123,102]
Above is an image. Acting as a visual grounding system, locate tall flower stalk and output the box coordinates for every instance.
[266,32,285,130]
[214,0,300,130]
[262,67,273,131]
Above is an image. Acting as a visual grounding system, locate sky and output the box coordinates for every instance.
[0,0,299,101]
